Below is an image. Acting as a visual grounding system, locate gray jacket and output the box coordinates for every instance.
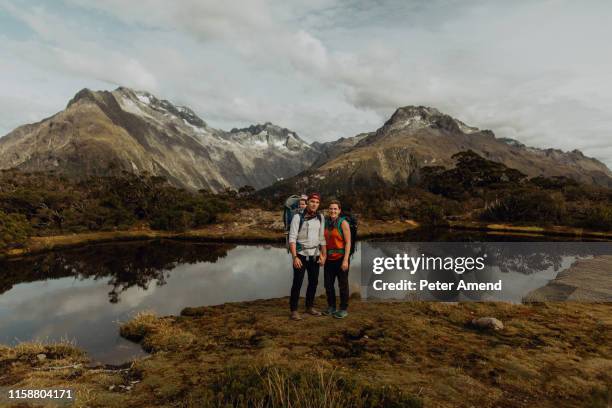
[288,212,326,256]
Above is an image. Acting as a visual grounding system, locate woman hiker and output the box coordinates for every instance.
[323,199,351,319]
[287,192,326,320]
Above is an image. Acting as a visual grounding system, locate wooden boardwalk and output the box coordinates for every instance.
[525,255,612,302]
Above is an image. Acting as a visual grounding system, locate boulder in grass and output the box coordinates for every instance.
[471,317,504,331]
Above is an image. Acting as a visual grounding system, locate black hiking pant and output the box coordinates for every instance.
[324,258,349,311]
[290,254,320,312]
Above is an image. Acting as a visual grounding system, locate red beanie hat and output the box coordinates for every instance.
[308,192,321,201]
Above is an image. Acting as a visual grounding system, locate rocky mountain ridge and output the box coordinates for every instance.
[1,89,611,193]
[262,105,612,194]
[0,87,319,191]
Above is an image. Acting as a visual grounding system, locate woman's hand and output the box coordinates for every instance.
[341,259,349,271]
[319,254,326,266]
[293,256,303,269]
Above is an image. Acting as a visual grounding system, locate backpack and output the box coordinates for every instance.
[283,195,302,232]
[327,213,358,258]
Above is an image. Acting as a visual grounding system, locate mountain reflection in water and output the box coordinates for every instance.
[0,240,318,364]
[1,240,235,302]
[0,233,608,364]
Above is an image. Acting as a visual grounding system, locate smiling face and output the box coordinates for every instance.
[307,197,320,212]
[298,199,307,209]
[328,202,341,219]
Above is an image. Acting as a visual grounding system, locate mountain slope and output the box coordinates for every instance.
[2,93,611,195]
[0,87,320,191]
[261,106,612,195]
[309,132,371,168]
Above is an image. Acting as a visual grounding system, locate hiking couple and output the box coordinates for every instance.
[287,192,353,321]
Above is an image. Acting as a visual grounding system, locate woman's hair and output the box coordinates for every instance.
[328,199,341,209]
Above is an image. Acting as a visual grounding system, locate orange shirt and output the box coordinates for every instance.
[324,217,348,260]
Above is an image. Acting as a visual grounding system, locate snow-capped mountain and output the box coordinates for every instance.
[261,105,612,195]
[0,87,320,191]
[1,90,611,193]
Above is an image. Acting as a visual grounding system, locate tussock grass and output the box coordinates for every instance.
[1,338,83,361]
[119,311,195,352]
[2,298,610,407]
[205,361,422,408]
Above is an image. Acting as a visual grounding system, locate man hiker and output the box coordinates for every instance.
[288,192,326,320]
[323,199,351,319]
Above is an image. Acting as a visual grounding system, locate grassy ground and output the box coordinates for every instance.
[1,298,610,407]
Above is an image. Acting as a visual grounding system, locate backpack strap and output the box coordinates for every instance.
[296,212,323,252]
[299,212,324,232]
[296,212,305,252]
[326,216,347,257]
[298,211,306,233]
[336,216,347,240]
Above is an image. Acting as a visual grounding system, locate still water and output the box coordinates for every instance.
[0,240,352,364]
[0,230,603,364]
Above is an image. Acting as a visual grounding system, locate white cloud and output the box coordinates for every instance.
[0,0,611,167]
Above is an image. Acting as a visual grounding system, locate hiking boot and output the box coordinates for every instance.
[322,307,336,316]
[333,310,348,319]
[290,311,302,321]
[306,308,322,316]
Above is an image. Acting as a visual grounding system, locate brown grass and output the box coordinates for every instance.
[119,311,196,353]
[4,298,607,407]
[132,299,611,407]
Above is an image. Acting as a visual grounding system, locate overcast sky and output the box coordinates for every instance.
[1,0,611,167]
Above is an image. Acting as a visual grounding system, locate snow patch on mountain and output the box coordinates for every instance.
[119,95,155,120]
[392,115,429,131]
[136,93,152,105]
[182,118,207,135]
[500,137,526,148]
[455,119,479,134]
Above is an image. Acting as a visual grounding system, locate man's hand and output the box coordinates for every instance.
[341,259,349,271]
[293,256,303,269]
[319,254,326,265]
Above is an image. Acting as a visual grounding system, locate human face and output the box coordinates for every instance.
[298,200,307,209]
[307,198,320,212]
[328,203,340,219]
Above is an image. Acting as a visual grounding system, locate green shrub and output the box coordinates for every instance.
[480,190,565,224]
[150,209,195,231]
[0,210,31,250]
[574,205,612,231]
[422,150,526,199]
[0,171,233,236]
[412,202,449,227]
